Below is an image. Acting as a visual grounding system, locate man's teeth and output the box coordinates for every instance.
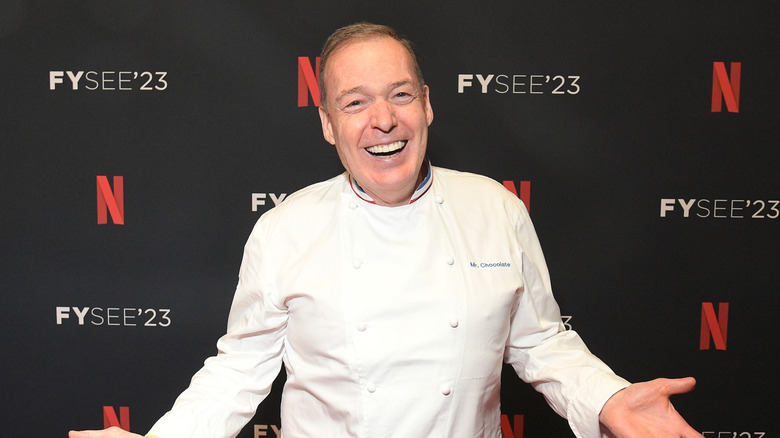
[366,141,406,155]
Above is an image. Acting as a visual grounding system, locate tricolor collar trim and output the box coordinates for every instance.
[349,161,433,205]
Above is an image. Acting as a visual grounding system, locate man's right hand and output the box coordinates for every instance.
[68,426,144,438]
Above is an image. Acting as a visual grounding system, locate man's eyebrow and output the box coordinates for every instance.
[389,79,415,89]
[335,86,368,103]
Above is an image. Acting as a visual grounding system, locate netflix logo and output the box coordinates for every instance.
[503,180,531,213]
[298,56,320,107]
[97,175,124,225]
[711,62,741,113]
[700,302,729,351]
[103,406,130,431]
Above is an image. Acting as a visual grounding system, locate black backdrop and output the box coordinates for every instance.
[1,1,777,437]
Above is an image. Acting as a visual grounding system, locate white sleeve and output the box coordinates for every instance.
[503,201,630,438]
[147,220,288,438]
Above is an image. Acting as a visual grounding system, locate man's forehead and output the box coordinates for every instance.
[327,37,414,78]
[327,39,417,94]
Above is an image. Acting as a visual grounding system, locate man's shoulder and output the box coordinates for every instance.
[432,166,516,201]
[431,166,531,225]
[256,172,347,224]
[286,172,348,202]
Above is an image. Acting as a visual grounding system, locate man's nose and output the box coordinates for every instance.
[370,99,397,132]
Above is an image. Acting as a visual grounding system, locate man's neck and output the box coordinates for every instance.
[352,161,430,206]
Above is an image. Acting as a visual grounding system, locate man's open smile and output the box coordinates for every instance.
[365,140,407,157]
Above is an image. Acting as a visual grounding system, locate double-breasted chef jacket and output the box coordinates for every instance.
[148,165,630,438]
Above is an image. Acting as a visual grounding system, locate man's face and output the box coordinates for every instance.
[319,37,433,206]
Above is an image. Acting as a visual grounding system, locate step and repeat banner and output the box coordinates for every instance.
[1,1,777,437]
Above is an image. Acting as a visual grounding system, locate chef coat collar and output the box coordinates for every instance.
[349,159,432,205]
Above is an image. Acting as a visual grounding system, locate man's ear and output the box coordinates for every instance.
[423,85,434,127]
[319,106,336,145]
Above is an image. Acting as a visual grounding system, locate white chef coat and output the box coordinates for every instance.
[147,166,629,438]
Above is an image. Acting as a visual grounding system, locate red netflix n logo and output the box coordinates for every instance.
[298,56,320,107]
[501,414,524,438]
[711,62,741,113]
[103,406,130,431]
[700,302,729,350]
[97,175,124,225]
[502,181,531,213]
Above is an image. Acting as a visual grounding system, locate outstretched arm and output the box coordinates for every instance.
[599,377,703,438]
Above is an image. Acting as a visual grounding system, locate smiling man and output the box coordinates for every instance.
[317,31,433,206]
[70,23,703,438]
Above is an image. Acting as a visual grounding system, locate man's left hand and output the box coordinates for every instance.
[598,377,703,438]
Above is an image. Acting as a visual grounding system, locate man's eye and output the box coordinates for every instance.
[392,92,416,104]
[343,100,364,110]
